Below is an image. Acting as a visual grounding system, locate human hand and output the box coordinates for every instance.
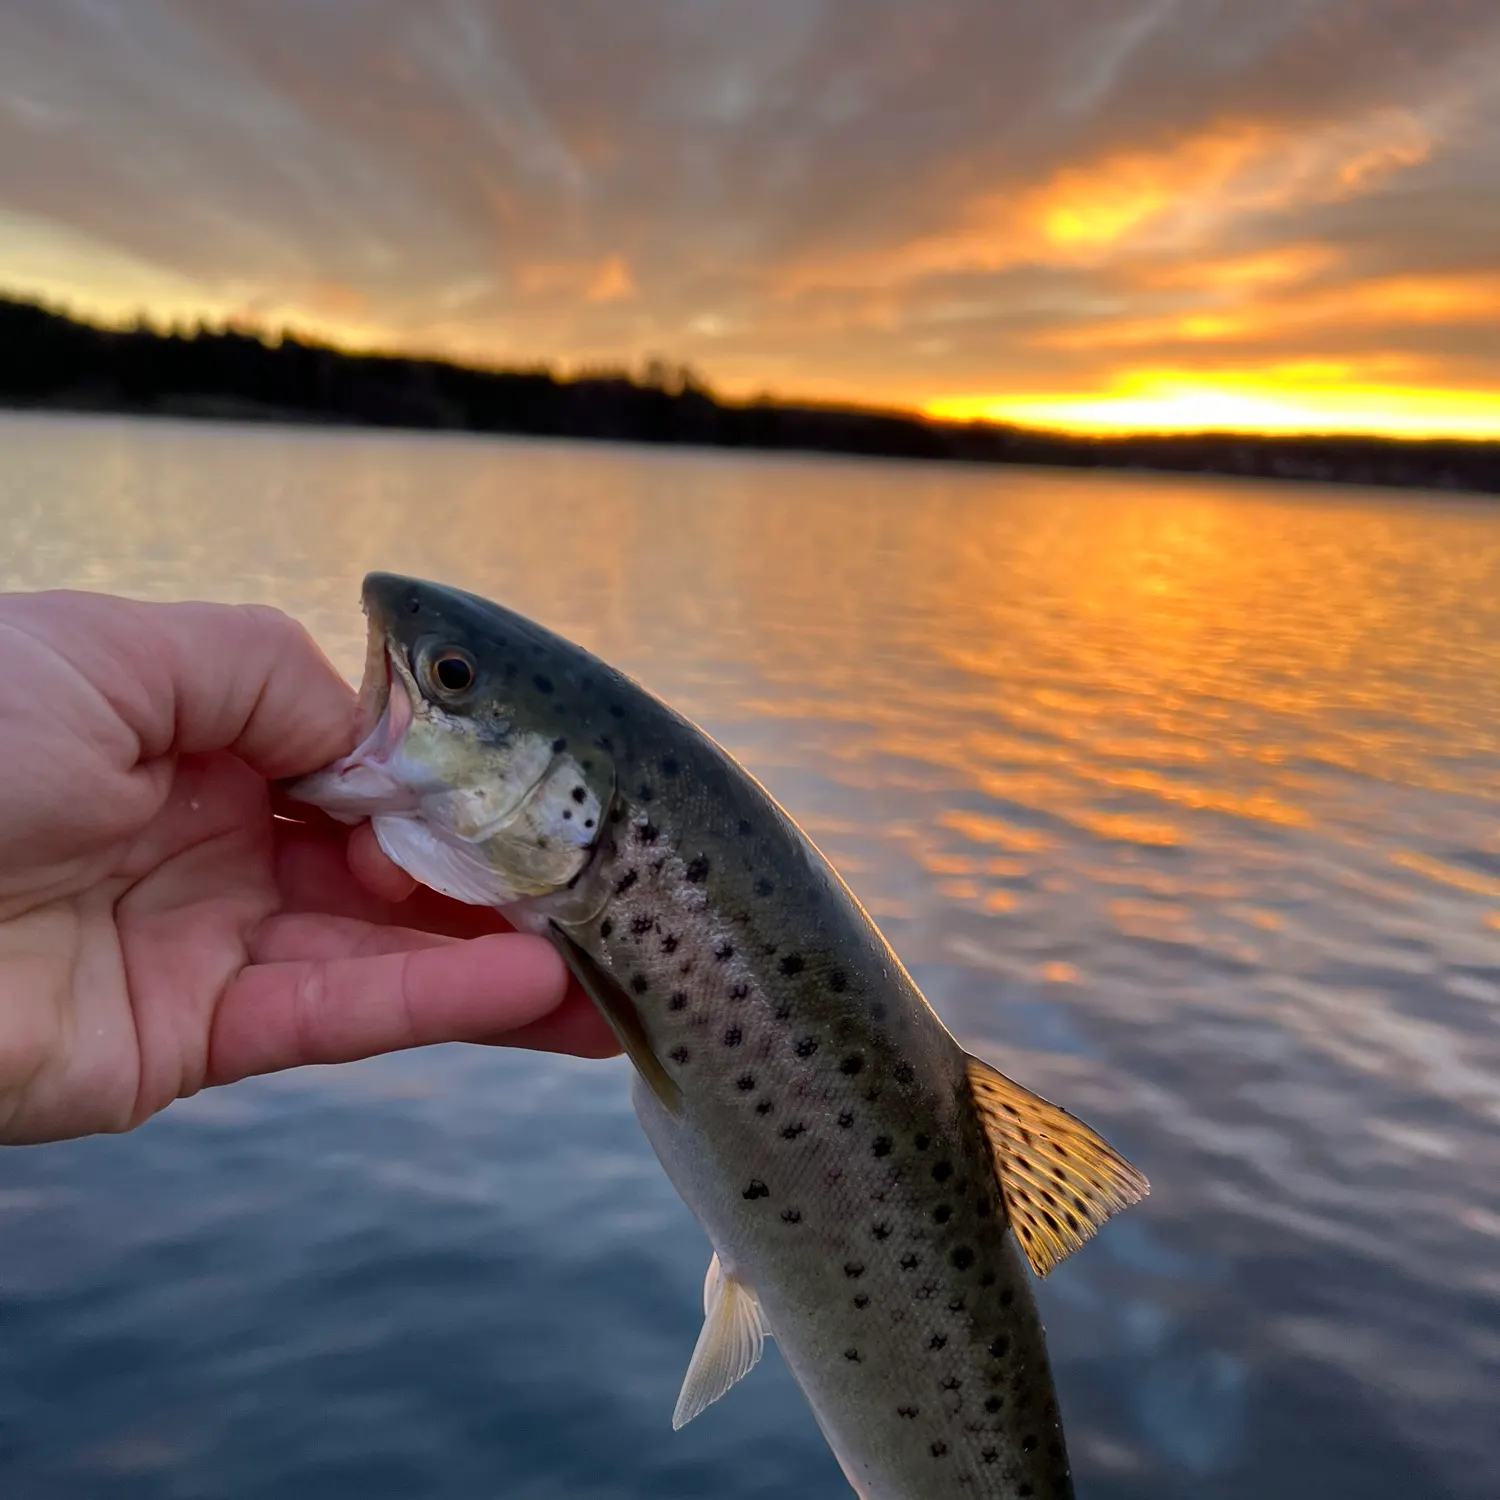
[0,590,617,1146]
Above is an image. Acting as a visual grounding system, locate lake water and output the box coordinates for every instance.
[1,411,1498,1500]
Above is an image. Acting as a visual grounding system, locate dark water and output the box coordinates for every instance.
[2,412,1498,1500]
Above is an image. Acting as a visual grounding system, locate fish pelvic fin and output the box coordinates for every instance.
[672,1253,769,1430]
[550,923,682,1115]
[965,1053,1149,1278]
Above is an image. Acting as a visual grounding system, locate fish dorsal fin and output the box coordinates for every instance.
[673,1253,770,1430]
[965,1054,1149,1278]
[550,924,682,1115]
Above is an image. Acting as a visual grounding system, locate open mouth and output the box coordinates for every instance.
[284,622,420,820]
[348,628,414,768]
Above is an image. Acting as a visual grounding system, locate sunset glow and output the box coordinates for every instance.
[927,369,1500,440]
[0,2,1496,441]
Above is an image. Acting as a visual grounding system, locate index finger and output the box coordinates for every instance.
[19,590,362,779]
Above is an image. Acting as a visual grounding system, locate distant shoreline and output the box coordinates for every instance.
[4,294,1497,496]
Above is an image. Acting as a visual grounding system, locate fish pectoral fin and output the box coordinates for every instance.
[549,924,682,1115]
[965,1053,1149,1279]
[672,1253,769,1430]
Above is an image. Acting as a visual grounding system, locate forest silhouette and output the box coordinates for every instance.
[2,293,1495,495]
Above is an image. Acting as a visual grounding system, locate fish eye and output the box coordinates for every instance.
[427,647,477,696]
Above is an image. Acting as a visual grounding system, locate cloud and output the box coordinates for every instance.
[0,0,1497,432]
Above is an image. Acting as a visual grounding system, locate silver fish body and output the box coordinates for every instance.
[291,574,1147,1500]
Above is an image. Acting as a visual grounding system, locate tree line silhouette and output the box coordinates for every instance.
[2,293,1495,494]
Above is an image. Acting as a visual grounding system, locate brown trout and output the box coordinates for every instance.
[291,572,1148,1500]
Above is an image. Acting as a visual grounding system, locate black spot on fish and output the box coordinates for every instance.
[730,983,749,1000]
[1022,1435,1038,1452]
[871,1223,891,1241]
[981,1271,997,1288]
[668,992,687,1012]
[948,1296,966,1313]
[794,1036,818,1058]
[661,934,679,954]
[933,1205,952,1224]
[723,1027,742,1047]
[562,809,573,821]
[637,821,658,843]
[1018,1486,1034,1498]
[742,1180,769,1200]
[669,1047,688,1064]
[755,1099,773,1115]
[638,783,654,803]
[894,1062,915,1085]
[981,1448,998,1464]
[754,877,774,897]
[941,1376,961,1391]
[985,1397,1002,1414]
[900,1253,920,1271]
[932,1161,953,1183]
[872,1136,893,1158]
[989,1336,1010,1359]
[844,1348,861,1362]
[999,1287,1014,1306]
[840,1054,864,1075]
[837,1111,854,1128]
[715,942,734,962]
[897,1406,919,1420]
[930,1442,948,1458]
[780,953,805,976]
[781,1121,807,1140]
[609,703,625,719]
[570,786,587,804]
[844,1262,865,1279]
[533,673,554,695]
[630,974,648,995]
[828,969,847,992]
[552,737,567,753]
[853,1294,869,1309]
[950,1247,975,1270]
[782,1209,802,1224]
[686,856,710,883]
[599,919,614,939]
[914,1134,930,1151]
[598,734,615,752]
[630,915,654,936]
[584,817,596,829]
[864,1086,882,1102]
[928,1334,947,1350]
[614,870,638,896]
[737,818,752,836]
[737,1074,756,1091]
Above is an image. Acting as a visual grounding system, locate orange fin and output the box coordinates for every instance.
[966,1053,1148,1277]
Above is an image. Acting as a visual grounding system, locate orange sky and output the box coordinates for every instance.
[2,1,1498,438]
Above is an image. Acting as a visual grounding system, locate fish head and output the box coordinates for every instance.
[288,572,615,908]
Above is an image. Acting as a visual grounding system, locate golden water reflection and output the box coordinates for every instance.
[4,413,1500,1493]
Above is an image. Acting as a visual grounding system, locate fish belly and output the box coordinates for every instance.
[630,1076,1075,1500]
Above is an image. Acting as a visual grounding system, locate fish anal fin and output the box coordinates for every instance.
[965,1053,1149,1278]
[673,1253,769,1430]
[550,924,681,1115]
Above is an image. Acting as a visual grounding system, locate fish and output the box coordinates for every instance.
[290,571,1148,1500]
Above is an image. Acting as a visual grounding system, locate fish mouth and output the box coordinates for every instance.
[285,606,421,821]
